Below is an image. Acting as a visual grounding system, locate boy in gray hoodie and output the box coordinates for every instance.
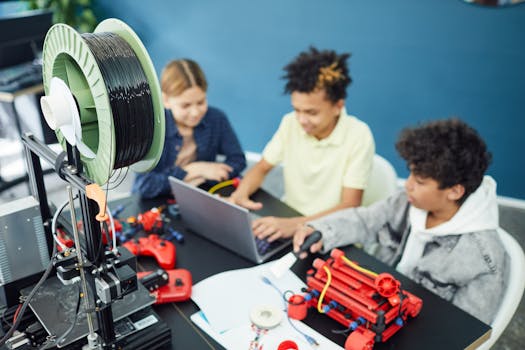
[293,118,508,325]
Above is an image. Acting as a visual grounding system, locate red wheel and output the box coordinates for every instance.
[345,331,374,350]
[375,273,400,298]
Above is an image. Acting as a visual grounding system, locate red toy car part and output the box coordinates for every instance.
[122,234,176,269]
[288,248,422,350]
[136,207,163,232]
[277,340,299,350]
[138,268,192,304]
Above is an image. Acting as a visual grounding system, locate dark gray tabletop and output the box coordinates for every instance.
[120,191,491,350]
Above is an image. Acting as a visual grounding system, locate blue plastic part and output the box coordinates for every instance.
[111,204,126,218]
[322,300,339,313]
[115,232,126,243]
[350,316,367,330]
[166,227,184,243]
[118,224,142,242]
[304,289,320,302]
[168,204,180,217]
[395,317,404,327]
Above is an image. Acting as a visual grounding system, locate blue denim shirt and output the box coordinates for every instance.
[132,106,246,198]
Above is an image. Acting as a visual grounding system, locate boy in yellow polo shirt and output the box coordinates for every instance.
[230,47,375,241]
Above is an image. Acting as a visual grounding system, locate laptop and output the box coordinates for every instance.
[0,10,51,91]
[168,176,301,263]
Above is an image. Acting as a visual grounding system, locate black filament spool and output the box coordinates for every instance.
[82,32,154,169]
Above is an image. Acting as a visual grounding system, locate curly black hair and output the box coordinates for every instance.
[396,118,492,204]
[282,46,351,103]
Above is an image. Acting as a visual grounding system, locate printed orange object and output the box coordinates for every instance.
[85,183,108,221]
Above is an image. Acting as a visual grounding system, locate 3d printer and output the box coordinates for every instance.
[0,18,171,350]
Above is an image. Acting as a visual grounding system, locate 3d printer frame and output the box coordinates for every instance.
[21,132,131,348]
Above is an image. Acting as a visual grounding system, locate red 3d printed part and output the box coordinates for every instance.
[138,268,192,304]
[122,234,176,269]
[288,248,423,350]
[287,294,308,321]
[136,207,163,232]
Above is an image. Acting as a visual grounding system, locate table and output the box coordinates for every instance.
[0,84,44,137]
[0,84,44,102]
[119,193,491,350]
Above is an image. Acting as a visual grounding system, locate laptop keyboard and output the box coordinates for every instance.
[251,212,288,256]
[0,62,42,85]
[255,237,286,256]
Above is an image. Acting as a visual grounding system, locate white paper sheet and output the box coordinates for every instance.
[191,261,306,333]
[191,311,344,350]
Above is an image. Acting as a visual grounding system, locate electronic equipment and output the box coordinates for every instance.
[0,9,51,89]
[0,61,42,87]
[2,300,171,350]
[0,196,50,308]
[21,275,154,348]
[270,230,323,278]
[168,176,293,263]
[0,9,51,67]
[0,17,169,350]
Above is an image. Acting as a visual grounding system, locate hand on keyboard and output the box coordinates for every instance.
[255,237,284,255]
[252,216,304,242]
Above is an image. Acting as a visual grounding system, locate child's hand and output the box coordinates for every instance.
[252,216,303,242]
[293,225,323,259]
[227,192,263,211]
[184,162,233,182]
[201,162,233,182]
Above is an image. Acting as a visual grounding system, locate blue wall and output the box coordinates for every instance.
[94,0,525,199]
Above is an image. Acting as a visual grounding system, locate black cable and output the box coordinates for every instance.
[0,243,58,347]
[0,305,17,329]
[106,167,129,191]
[81,32,154,170]
[331,325,352,335]
[85,220,105,265]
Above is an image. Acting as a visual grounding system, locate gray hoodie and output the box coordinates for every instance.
[308,176,508,325]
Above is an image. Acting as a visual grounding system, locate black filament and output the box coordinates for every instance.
[82,32,154,169]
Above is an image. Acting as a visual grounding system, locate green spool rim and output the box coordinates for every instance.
[42,19,164,185]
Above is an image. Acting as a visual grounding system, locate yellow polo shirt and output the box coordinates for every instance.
[262,108,375,216]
